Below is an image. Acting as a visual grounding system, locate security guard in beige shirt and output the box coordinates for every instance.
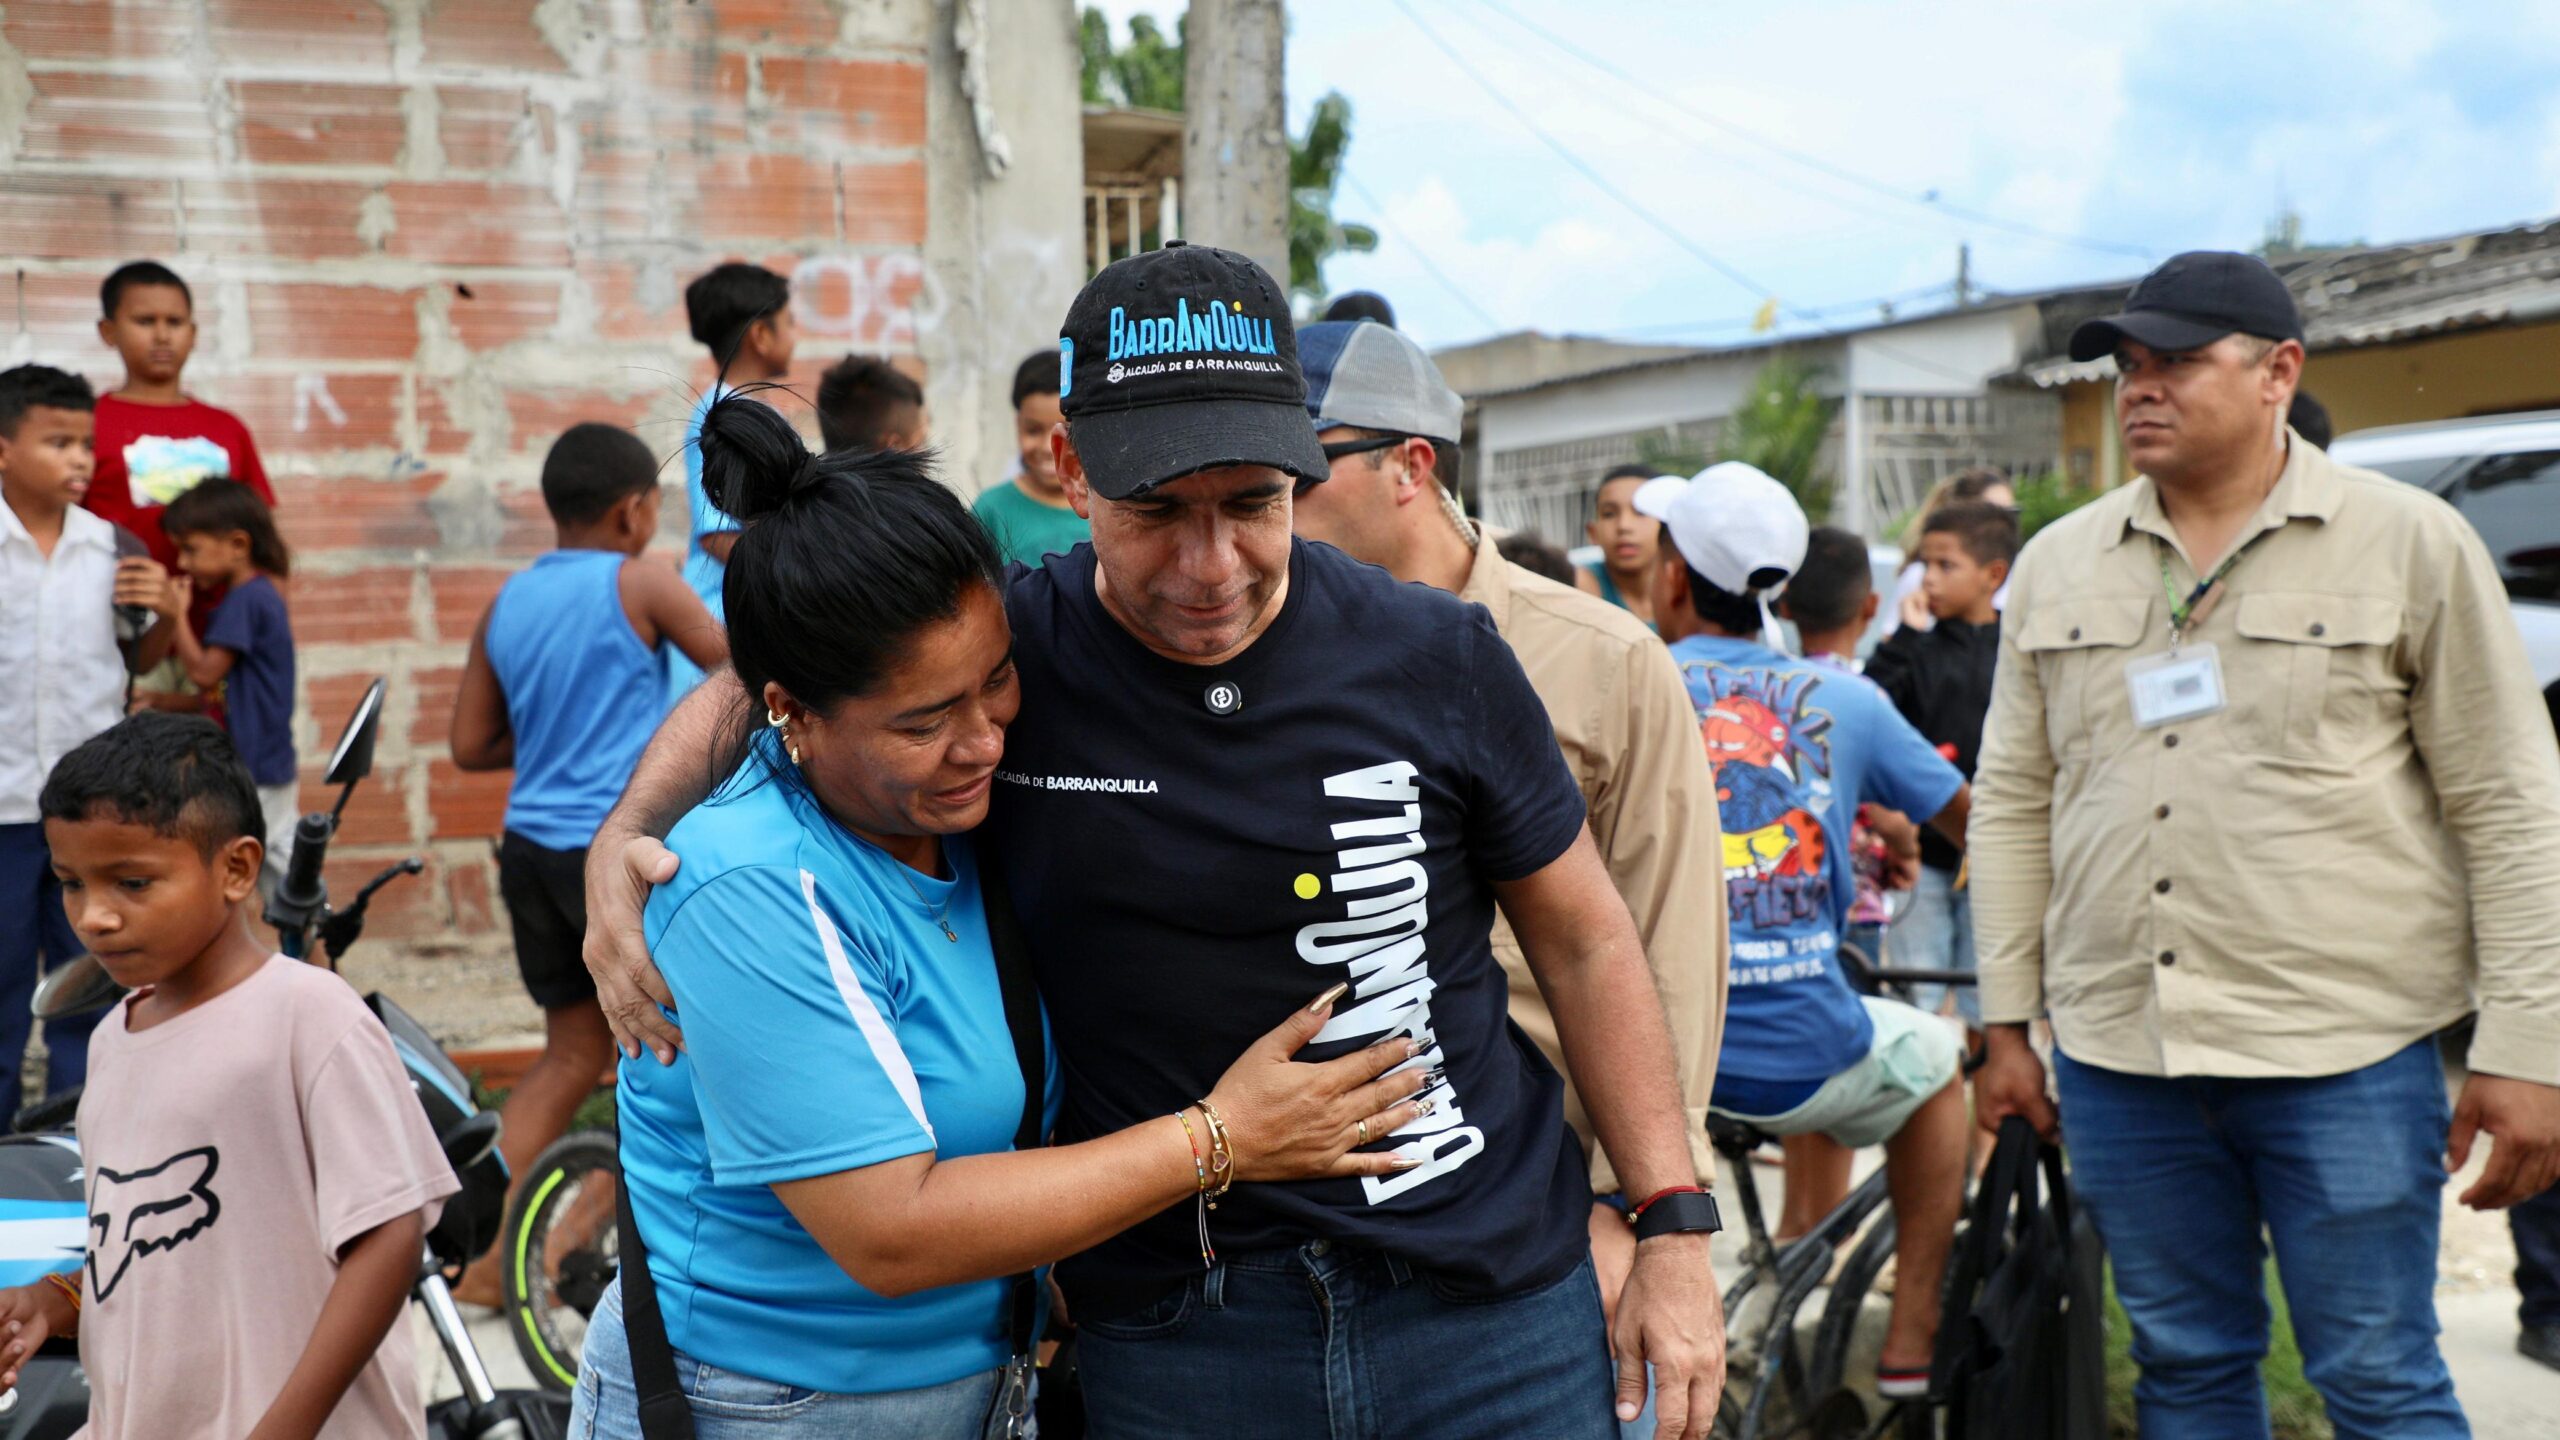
[1290,319,1729,1340]
[1972,251,2560,1438]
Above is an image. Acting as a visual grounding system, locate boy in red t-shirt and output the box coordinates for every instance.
[84,262,275,710]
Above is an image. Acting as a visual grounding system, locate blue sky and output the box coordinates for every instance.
[1091,0,2560,349]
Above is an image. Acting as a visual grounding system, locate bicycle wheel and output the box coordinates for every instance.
[502,1129,621,1393]
[1809,1209,1941,1440]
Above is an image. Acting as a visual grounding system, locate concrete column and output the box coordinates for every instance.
[1181,0,1289,284]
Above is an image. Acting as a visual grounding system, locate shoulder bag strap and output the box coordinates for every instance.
[615,1134,697,1440]
[979,851,1048,1432]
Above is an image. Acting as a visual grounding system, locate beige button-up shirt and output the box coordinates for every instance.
[1462,536,1730,1189]
[1972,433,2560,1084]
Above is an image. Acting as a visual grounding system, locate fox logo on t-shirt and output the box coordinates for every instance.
[87,1146,222,1302]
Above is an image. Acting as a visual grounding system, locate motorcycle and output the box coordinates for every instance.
[0,680,570,1439]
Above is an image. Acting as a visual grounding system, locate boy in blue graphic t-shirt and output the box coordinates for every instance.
[445,422,727,1303]
[1637,462,1972,1403]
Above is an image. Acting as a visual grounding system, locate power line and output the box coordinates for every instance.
[1337,169,1508,335]
[1471,0,2159,262]
[1391,0,1983,384]
[1389,0,1780,304]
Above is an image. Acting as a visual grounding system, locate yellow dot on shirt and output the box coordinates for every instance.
[1293,873,1321,900]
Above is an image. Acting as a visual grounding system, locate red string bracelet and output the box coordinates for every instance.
[1626,1184,1709,1224]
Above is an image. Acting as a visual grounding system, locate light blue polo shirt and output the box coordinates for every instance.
[622,740,1061,1394]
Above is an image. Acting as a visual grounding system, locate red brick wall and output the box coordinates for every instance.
[2,0,934,943]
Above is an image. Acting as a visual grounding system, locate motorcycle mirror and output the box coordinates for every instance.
[32,955,127,1022]
[324,678,387,789]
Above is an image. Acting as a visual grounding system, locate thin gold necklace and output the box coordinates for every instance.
[887,847,959,943]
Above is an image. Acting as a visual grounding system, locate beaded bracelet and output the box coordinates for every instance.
[1174,1108,1210,1194]
[1195,1099,1236,1205]
[41,1271,79,1337]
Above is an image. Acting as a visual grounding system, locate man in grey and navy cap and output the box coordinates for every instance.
[1294,320,1735,1424]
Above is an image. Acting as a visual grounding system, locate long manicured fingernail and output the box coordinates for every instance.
[1307,981,1349,1013]
[1416,1098,1436,1116]
[1391,1155,1421,1169]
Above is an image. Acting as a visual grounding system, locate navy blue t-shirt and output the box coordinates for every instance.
[204,574,296,786]
[985,540,1592,1321]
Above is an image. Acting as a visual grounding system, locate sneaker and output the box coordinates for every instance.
[1876,1366,1930,1401]
[2522,1324,2560,1374]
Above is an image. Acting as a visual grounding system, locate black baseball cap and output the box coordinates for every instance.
[2067,251,2305,363]
[1056,241,1329,500]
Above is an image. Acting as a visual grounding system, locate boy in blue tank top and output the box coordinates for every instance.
[445,422,727,1303]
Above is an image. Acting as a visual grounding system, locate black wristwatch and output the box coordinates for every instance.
[1630,1189,1723,1241]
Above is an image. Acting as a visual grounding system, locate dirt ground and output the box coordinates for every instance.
[342,936,547,1053]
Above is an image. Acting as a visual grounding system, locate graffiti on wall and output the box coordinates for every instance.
[790,254,943,349]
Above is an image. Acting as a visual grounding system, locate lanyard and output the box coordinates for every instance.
[2155,531,2266,645]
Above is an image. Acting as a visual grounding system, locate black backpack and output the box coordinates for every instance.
[1930,1117,2107,1440]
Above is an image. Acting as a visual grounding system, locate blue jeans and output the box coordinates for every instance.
[570,1279,1003,1438]
[1891,864,1977,1026]
[2053,1040,2466,1440]
[2514,1180,2560,1329]
[0,824,98,1119]
[1077,1243,1616,1439]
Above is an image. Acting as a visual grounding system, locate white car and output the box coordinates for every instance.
[2329,412,2560,717]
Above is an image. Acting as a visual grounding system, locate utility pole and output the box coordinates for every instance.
[1182,0,1290,287]
[1955,242,1974,308]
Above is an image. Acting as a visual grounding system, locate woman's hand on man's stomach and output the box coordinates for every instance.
[1203,986,1433,1181]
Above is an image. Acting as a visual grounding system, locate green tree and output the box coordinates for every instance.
[1079,9,1185,110]
[1078,9,1372,305]
[2010,468,2101,540]
[1723,355,1837,519]
[1287,92,1377,306]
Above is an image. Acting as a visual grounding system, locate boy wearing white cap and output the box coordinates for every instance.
[1639,464,1973,1398]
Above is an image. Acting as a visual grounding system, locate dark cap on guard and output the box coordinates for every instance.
[2068,251,2304,363]
[1056,241,1329,501]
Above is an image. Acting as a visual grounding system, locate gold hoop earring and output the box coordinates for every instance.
[766,707,787,728]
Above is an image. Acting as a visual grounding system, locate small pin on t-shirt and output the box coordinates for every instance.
[1203,681,1242,716]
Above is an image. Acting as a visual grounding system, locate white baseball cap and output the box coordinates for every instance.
[1632,461,1810,597]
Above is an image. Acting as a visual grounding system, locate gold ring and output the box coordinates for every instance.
[1356,1118,1371,1145]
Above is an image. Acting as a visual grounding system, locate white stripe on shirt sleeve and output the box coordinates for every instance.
[798,868,936,1145]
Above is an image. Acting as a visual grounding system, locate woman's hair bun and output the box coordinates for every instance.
[696,388,820,523]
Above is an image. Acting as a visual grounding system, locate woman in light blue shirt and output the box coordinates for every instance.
[570,393,1429,1440]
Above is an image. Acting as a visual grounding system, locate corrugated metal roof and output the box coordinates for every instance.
[2011,216,2560,388]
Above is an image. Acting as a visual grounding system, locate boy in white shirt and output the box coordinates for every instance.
[0,364,173,1121]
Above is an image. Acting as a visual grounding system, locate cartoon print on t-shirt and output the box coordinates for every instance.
[87,1146,221,1301]
[121,434,234,508]
[1685,663,1837,930]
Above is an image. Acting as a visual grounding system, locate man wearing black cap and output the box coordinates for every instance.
[1972,251,2560,1438]
[579,244,1724,1439]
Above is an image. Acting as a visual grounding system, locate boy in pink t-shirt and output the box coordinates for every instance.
[0,714,455,1439]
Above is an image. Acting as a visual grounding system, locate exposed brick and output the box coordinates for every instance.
[383,181,572,269]
[410,665,465,747]
[758,58,926,151]
[7,272,117,364]
[19,69,218,168]
[704,0,843,46]
[505,386,665,454]
[0,176,180,261]
[609,45,731,99]
[2,0,195,62]
[425,759,513,841]
[289,567,419,646]
[569,147,660,242]
[436,88,538,173]
[429,566,514,642]
[416,384,472,455]
[448,856,497,933]
[208,0,393,69]
[421,0,568,72]
[303,762,413,847]
[839,159,927,245]
[320,851,447,940]
[244,283,421,363]
[580,261,688,343]
[494,486,555,557]
[444,279,560,351]
[203,372,404,453]
[306,671,383,742]
[670,153,848,246]
[180,178,375,261]
[234,81,409,168]
[271,472,447,552]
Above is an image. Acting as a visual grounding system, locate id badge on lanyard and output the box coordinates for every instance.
[2126,643,2226,728]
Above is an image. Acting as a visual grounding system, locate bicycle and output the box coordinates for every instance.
[501,1127,620,1393]
[1706,941,1981,1440]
